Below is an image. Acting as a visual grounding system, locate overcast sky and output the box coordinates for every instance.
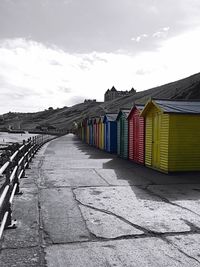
[0,0,200,114]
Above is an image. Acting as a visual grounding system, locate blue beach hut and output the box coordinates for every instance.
[103,113,118,153]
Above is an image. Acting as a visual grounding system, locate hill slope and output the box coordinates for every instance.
[1,72,200,131]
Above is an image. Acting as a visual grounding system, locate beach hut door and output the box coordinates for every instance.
[134,116,139,161]
[152,114,161,168]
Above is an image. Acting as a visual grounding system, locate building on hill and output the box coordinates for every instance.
[84,99,96,103]
[104,86,136,102]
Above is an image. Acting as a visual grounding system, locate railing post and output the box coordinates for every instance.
[5,155,11,185]
[13,146,23,195]
[21,140,26,178]
[25,139,30,169]
[4,201,17,230]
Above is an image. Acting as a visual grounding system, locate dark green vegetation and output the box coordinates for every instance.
[1,72,200,131]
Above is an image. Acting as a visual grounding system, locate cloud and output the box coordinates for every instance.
[59,86,71,93]
[0,0,199,54]
[0,26,200,114]
[152,27,170,38]
[136,69,153,75]
[0,38,113,113]
[131,34,148,43]
[132,27,170,43]
[49,60,63,66]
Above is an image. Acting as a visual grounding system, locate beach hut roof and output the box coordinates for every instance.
[94,117,101,124]
[103,113,118,123]
[87,118,93,125]
[141,99,200,116]
[116,109,131,120]
[100,116,105,122]
[127,105,145,120]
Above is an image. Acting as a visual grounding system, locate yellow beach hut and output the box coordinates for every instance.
[141,99,200,172]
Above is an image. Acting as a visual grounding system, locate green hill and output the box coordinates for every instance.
[1,72,200,131]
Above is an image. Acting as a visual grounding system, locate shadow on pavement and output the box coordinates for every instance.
[72,134,200,202]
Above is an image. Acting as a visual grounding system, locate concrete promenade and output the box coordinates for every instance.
[1,134,200,266]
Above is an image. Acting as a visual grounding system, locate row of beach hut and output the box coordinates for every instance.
[76,99,200,173]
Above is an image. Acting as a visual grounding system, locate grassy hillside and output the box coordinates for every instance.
[1,72,200,131]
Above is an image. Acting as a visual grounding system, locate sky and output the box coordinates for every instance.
[0,0,200,114]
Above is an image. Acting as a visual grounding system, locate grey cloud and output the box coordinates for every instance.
[0,77,40,97]
[49,60,63,66]
[0,0,199,53]
[136,69,153,75]
[59,86,71,93]
[78,54,108,70]
[78,63,90,71]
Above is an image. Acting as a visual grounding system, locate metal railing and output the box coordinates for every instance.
[0,134,55,239]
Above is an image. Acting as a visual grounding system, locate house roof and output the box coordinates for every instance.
[103,113,118,122]
[141,99,200,116]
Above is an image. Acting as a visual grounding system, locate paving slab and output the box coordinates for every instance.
[148,184,200,215]
[95,168,152,186]
[74,186,200,233]
[167,233,200,263]
[41,168,108,187]
[2,134,200,266]
[79,205,143,238]
[42,158,114,170]
[2,187,39,249]
[0,247,42,267]
[45,238,199,267]
[40,188,90,243]
[147,172,200,185]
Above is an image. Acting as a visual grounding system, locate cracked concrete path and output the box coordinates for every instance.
[1,134,200,266]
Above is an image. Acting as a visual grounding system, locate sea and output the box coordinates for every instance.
[0,132,38,147]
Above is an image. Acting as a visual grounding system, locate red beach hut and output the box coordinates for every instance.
[128,105,145,164]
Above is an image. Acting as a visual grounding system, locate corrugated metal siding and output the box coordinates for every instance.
[145,108,169,171]
[98,123,101,149]
[108,122,111,152]
[86,126,89,144]
[128,117,134,160]
[84,126,87,143]
[96,123,99,148]
[104,122,107,150]
[123,117,128,159]
[138,115,145,164]
[101,123,104,150]
[160,114,169,172]
[128,108,145,164]
[117,115,128,159]
[152,114,161,169]
[169,114,200,171]
[89,125,93,145]
[81,127,84,142]
[110,122,117,153]
[117,120,120,155]
[145,114,152,166]
[159,114,169,171]
[93,124,95,146]
[94,124,98,147]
